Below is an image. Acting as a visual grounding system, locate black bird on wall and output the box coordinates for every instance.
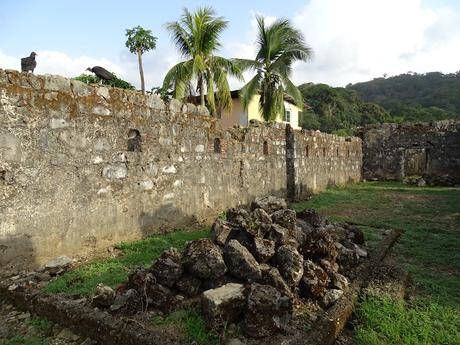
[86,66,114,82]
[21,52,37,73]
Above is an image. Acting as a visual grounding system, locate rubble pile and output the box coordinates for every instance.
[94,196,368,338]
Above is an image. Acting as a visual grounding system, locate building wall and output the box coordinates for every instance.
[360,121,460,184]
[219,94,301,130]
[0,70,361,269]
[247,95,302,130]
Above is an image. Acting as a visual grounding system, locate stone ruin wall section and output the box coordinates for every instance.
[361,121,460,183]
[0,70,362,269]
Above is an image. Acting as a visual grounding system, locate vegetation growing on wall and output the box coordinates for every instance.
[74,73,135,90]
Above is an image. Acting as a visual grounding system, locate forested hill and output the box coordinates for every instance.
[346,71,460,122]
[298,83,392,135]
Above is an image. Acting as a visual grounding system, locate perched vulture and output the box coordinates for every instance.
[21,52,37,73]
[86,66,114,81]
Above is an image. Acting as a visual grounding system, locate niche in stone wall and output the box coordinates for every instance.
[305,145,309,157]
[263,140,269,155]
[127,129,142,152]
[214,138,222,154]
[323,147,326,157]
[403,148,426,176]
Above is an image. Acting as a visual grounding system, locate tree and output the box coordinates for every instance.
[238,16,313,121]
[125,26,157,94]
[162,7,243,114]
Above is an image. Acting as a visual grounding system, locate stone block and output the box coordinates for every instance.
[71,79,93,97]
[49,118,70,129]
[103,164,128,179]
[202,283,246,325]
[146,95,165,110]
[44,74,71,92]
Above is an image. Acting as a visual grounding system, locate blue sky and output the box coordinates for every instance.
[1,0,459,89]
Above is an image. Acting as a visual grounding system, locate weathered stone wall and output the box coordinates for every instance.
[360,121,460,184]
[0,70,362,269]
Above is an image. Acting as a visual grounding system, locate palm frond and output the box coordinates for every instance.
[283,76,303,108]
[240,72,262,110]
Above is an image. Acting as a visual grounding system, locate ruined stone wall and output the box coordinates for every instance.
[361,121,460,184]
[0,70,362,269]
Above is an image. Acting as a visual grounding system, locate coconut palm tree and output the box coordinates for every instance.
[238,16,313,121]
[162,7,243,114]
[125,26,157,94]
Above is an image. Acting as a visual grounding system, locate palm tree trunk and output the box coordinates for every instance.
[199,76,205,106]
[137,50,145,94]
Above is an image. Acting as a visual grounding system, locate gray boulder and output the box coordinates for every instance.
[259,266,293,299]
[299,260,330,299]
[183,239,227,280]
[151,247,183,287]
[175,274,202,297]
[210,218,233,246]
[243,284,292,338]
[301,228,338,262]
[297,208,326,228]
[252,196,287,214]
[275,245,304,287]
[270,209,296,230]
[224,240,261,282]
[252,237,275,263]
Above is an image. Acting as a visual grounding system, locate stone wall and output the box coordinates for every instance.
[0,70,362,269]
[360,121,460,184]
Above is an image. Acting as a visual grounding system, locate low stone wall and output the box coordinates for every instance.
[360,121,460,184]
[0,70,362,269]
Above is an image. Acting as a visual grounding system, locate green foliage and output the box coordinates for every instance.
[298,83,391,133]
[125,26,157,55]
[151,85,173,101]
[238,16,313,121]
[0,336,47,345]
[291,182,460,344]
[25,317,53,336]
[151,310,220,345]
[163,7,243,114]
[74,73,135,90]
[354,296,460,345]
[45,229,210,295]
[348,71,460,122]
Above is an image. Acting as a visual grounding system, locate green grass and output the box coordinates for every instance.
[291,181,460,345]
[45,229,210,296]
[0,336,47,345]
[354,296,460,345]
[24,317,53,336]
[151,310,220,345]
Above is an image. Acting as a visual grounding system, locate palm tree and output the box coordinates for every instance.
[162,7,243,114]
[125,26,157,94]
[238,16,313,121]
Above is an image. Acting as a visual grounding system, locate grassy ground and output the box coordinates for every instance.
[151,310,220,345]
[46,229,210,296]
[292,181,460,345]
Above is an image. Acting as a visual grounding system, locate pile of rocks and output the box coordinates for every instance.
[95,196,368,338]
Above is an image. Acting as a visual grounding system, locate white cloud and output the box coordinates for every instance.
[292,0,460,86]
[0,47,180,91]
[225,0,460,88]
[0,50,124,79]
